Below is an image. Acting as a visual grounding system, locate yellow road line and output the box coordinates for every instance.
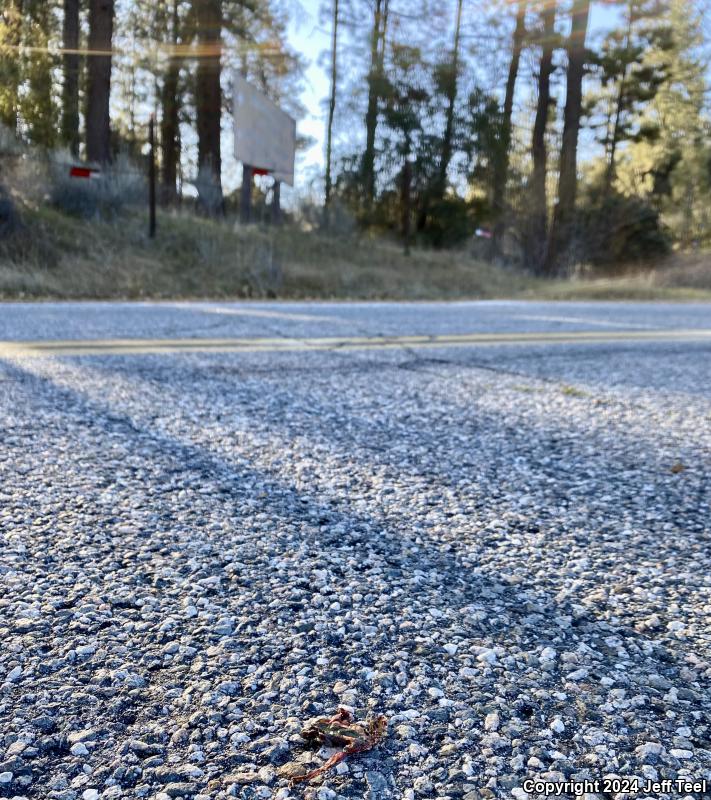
[1,328,710,358]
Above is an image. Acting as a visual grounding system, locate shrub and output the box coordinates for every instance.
[297,196,357,235]
[0,185,21,238]
[576,192,671,267]
[419,196,475,248]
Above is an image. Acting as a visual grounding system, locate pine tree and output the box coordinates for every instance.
[381,43,430,245]
[491,0,527,254]
[0,0,23,134]
[161,0,183,203]
[527,0,557,272]
[589,0,673,196]
[61,0,81,155]
[86,0,115,163]
[434,0,463,201]
[361,0,386,211]
[192,0,222,211]
[324,0,339,210]
[547,0,590,271]
[21,0,59,148]
[617,0,710,244]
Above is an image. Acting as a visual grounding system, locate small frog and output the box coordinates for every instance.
[290,707,387,785]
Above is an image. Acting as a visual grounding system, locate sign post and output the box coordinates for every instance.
[240,164,253,224]
[271,180,281,225]
[148,114,156,238]
[233,75,295,224]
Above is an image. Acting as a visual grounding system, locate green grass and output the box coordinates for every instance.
[0,206,709,301]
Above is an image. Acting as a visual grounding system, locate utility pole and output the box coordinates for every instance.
[148,114,156,238]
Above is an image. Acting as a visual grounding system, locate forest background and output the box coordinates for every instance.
[0,0,709,299]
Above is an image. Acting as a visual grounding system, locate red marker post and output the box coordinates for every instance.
[69,166,101,179]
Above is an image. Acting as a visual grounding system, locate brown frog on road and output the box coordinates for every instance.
[290,706,388,785]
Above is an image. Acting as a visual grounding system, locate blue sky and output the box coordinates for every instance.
[286,0,332,193]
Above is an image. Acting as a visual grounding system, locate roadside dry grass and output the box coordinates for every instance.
[533,278,711,302]
[0,206,709,301]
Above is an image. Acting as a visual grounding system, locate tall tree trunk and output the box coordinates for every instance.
[491,0,527,255]
[324,0,339,211]
[603,1,633,198]
[547,0,590,271]
[379,0,389,58]
[0,0,23,134]
[527,1,556,272]
[194,0,223,213]
[161,0,181,204]
[361,0,383,212]
[435,0,464,201]
[61,0,80,155]
[86,0,114,164]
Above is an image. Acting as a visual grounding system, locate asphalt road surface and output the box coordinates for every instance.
[1,301,709,800]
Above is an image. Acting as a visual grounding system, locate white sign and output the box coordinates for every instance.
[233,74,296,186]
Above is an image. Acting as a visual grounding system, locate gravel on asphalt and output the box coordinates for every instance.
[0,302,709,800]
